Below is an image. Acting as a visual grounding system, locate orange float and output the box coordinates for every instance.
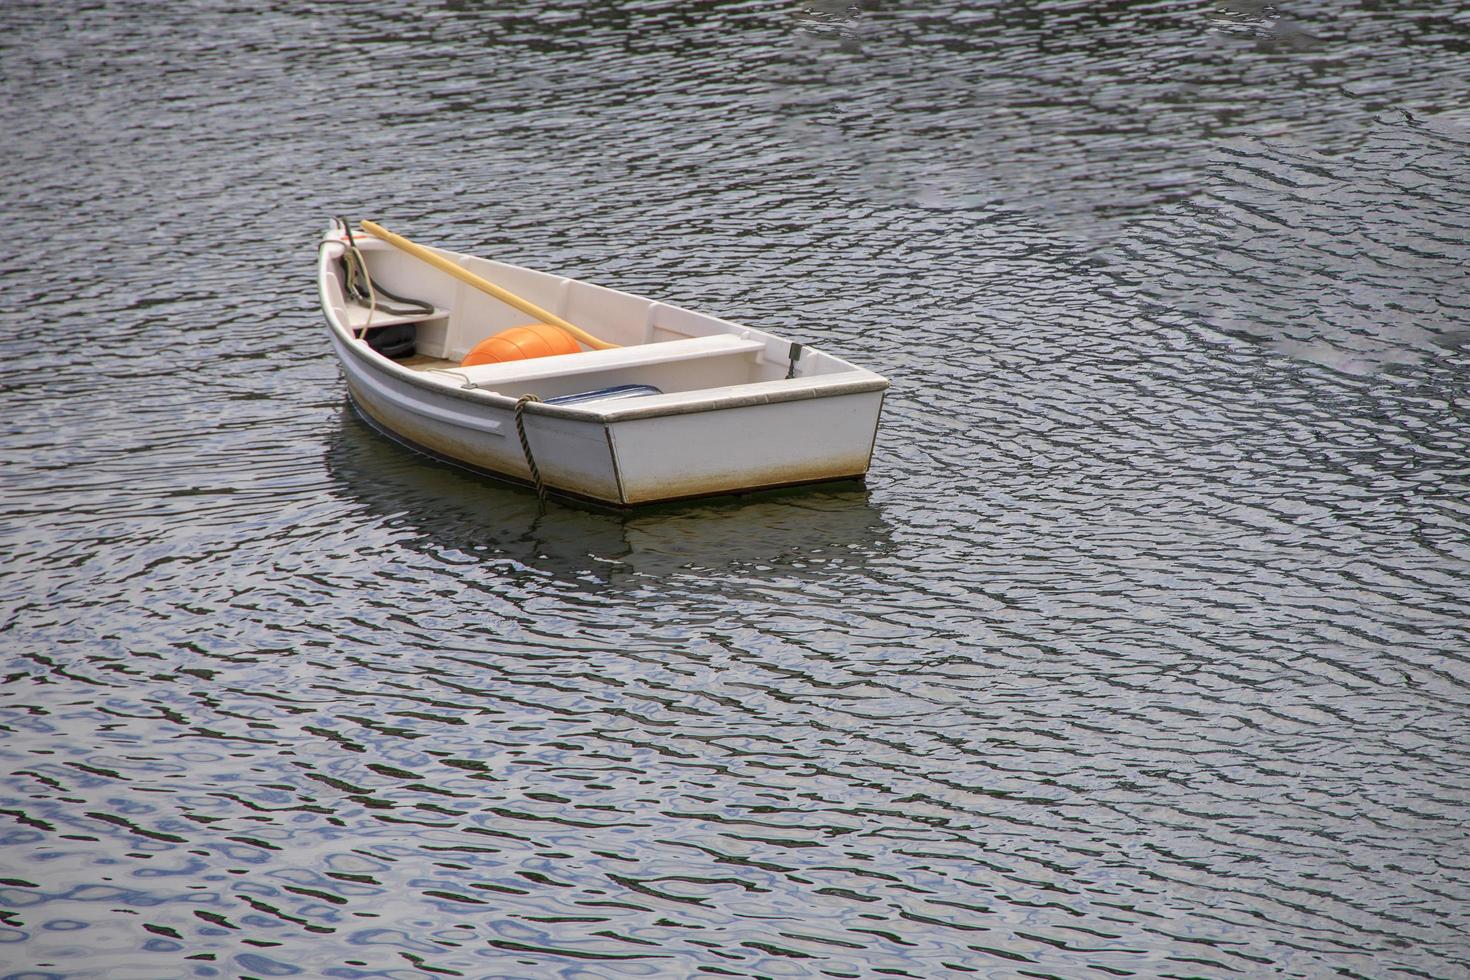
[460,323,581,366]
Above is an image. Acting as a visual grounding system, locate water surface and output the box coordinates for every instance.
[2,2,1469,977]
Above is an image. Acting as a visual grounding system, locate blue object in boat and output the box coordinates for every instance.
[545,383,663,407]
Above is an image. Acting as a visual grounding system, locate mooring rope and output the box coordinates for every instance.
[514,394,547,506]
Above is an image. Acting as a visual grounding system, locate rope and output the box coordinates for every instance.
[317,236,376,339]
[339,220,379,339]
[514,394,547,506]
[331,217,435,341]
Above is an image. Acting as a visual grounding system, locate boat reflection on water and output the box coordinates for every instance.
[324,405,894,584]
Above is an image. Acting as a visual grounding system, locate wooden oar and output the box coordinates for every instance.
[358,219,619,351]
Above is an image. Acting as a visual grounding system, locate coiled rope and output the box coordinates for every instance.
[514,394,547,506]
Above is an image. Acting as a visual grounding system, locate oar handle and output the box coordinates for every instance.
[357,219,619,351]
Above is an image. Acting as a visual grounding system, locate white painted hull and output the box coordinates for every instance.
[319,226,887,506]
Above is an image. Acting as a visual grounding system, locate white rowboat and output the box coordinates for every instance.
[317,221,889,506]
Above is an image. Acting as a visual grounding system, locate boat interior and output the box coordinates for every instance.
[321,235,873,405]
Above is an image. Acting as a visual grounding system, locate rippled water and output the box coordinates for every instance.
[4,2,1470,977]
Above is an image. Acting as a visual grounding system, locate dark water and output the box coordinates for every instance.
[4,1,1470,977]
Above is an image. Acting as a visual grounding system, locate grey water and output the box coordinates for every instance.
[3,1,1469,977]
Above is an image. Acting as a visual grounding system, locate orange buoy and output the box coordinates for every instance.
[460,323,581,367]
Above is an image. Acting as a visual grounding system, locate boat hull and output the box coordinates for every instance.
[332,329,885,506]
[318,226,888,506]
